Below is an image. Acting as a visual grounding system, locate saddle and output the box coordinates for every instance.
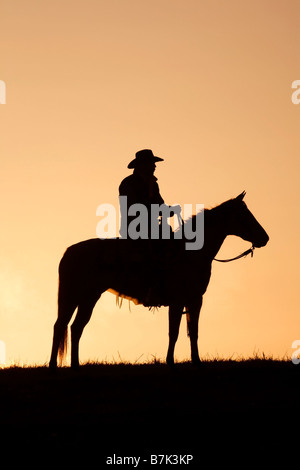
[107,238,185,308]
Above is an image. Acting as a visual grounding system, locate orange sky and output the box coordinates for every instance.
[1,0,300,365]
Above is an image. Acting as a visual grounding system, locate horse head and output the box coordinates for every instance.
[227,191,269,248]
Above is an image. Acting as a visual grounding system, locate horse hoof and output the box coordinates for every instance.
[49,360,57,370]
[71,362,80,370]
[192,358,202,368]
[166,356,175,368]
[48,363,58,375]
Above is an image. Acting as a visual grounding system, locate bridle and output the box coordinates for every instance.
[214,245,255,263]
[175,209,256,263]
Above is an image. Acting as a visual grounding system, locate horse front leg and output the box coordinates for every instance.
[187,297,203,366]
[166,304,184,367]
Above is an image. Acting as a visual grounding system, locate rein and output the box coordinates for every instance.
[176,213,256,263]
[214,246,255,263]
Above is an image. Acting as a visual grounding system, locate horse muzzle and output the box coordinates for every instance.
[253,232,269,248]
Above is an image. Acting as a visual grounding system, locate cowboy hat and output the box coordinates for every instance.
[127,149,164,169]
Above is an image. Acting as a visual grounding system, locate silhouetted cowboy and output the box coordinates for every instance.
[119,149,179,239]
[119,149,180,305]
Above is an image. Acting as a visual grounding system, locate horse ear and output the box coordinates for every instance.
[236,191,246,201]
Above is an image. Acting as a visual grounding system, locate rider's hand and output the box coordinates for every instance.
[169,204,181,217]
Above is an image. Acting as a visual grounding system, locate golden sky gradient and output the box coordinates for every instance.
[1,0,300,365]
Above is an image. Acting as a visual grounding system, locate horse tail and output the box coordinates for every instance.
[58,330,68,365]
[57,277,69,365]
[185,310,191,337]
[56,250,77,365]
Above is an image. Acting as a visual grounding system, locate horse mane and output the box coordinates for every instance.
[177,198,235,234]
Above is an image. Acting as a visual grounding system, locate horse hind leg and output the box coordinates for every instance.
[70,294,100,369]
[49,294,78,369]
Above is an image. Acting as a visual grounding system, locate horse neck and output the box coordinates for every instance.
[188,208,228,262]
[205,205,236,259]
[204,221,227,260]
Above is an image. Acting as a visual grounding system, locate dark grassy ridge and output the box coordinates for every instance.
[0,359,299,466]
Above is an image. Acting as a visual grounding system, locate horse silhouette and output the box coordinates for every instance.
[49,192,269,368]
